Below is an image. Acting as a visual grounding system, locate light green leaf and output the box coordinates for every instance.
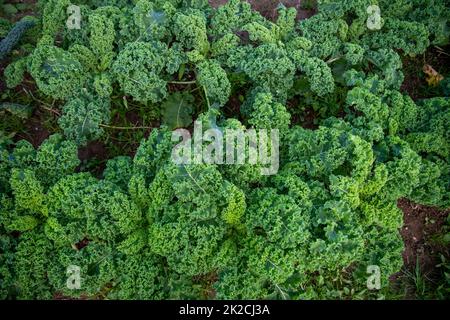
[161,92,194,130]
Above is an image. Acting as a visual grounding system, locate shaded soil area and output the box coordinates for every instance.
[193,272,219,299]
[6,87,58,149]
[398,199,449,269]
[16,111,52,147]
[400,45,450,100]
[77,140,109,175]
[1,0,37,22]
[395,199,449,297]
[53,292,89,300]
[287,99,319,130]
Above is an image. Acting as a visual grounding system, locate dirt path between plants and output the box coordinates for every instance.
[397,199,449,277]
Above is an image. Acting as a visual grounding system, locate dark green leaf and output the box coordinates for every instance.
[0,103,32,119]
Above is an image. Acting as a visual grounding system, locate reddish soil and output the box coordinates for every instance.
[287,98,319,129]
[398,199,449,271]
[298,107,318,129]
[13,110,52,148]
[193,271,219,299]
[53,292,89,300]
[74,237,90,250]
[400,60,425,101]
[0,0,37,22]
[9,74,55,149]
[78,141,108,163]
[223,94,244,121]
[395,199,450,298]
[400,46,450,100]
[77,140,109,176]
[0,66,6,94]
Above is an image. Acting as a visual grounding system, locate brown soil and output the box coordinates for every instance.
[0,66,6,94]
[223,94,244,121]
[287,98,319,129]
[78,141,108,163]
[0,0,38,85]
[398,199,449,269]
[298,107,318,129]
[53,292,89,300]
[9,76,55,148]
[2,0,37,22]
[74,237,90,250]
[193,271,219,299]
[396,198,449,295]
[14,110,52,148]
[400,45,450,101]
[400,58,428,101]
